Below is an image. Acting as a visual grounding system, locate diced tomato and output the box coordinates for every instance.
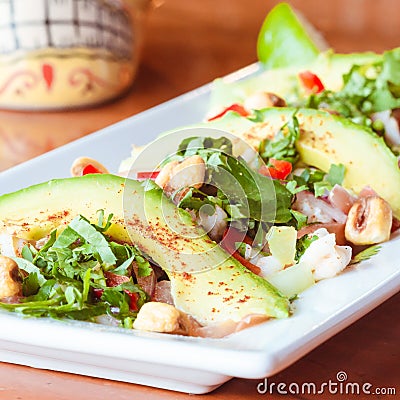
[102,272,139,311]
[82,164,102,175]
[207,103,250,121]
[298,70,325,93]
[92,287,139,311]
[125,291,139,311]
[259,158,292,180]
[136,170,160,180]
[92,288,104,299]
[220,227,261,275]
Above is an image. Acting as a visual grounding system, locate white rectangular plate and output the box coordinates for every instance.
[0,64,399,394]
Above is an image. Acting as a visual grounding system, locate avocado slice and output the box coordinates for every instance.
[0,174,289,325]
[206,108,400,219]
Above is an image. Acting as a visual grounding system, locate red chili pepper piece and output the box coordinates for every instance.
[92,288,104,299]
[136,170,160,180]
[93,271,140,311]
[92,288,139,311]
[259,158,292,180]
[124,291,139,311]
[220,227,261,275]
[82,164,102,175]
[231,251,262,275]
[298,70,325,93]
[207,103,250,121]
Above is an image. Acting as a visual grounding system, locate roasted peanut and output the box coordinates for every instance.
[345,196,392,245]
[0,255,22,299]
[155,155,206,196]
[133,302,182,333]
[244,91,286,110]
[154,160,180,189]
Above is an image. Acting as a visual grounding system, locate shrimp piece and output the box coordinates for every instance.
[154,161,180,190]
[299,228,352,281]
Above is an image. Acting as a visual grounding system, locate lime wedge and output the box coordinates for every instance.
[257,2,328,69]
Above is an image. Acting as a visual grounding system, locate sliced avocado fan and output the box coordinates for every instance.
[0,174,289,325]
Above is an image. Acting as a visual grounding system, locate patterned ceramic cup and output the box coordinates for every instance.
[0,0,151,109]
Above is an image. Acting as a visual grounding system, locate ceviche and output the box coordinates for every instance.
[0,3,399,339]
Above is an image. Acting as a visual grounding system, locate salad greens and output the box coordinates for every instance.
[305,48,400,127]
[174,135,294,235]
[175,128,348,239]
[258,112,300,165]
[0,212,150,326]
[292,163,346,197]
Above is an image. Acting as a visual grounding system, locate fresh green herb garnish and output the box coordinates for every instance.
[258,113,300,164]
[178,136,233,159]
[293,163,345,197]
[175,136,294,235]
[313,163,345,197]
[305,48,400,127]
[295,234,318,261]
[290,210,308,230]
[0,212,150,325]
[350,245,381,265]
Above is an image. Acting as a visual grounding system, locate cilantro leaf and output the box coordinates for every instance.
[350,245,381,265]
[305,48,400,125]
[0,212,153,327]
[293,164,346,197]
[177,136,233,158]
[22,273,41,297]
[325,163,345,186]
[12,257,46,286]
[258,113,300,164]
[68,216,117,267]
[295,234,318,261]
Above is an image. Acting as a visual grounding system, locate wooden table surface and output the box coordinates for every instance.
[0,0,399,399]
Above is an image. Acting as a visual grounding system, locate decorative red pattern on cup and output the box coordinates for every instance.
[0,71,40,95]
[69,68,111,94]
[42,64,54,90]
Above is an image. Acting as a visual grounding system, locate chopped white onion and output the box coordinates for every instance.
[371,110,400,147]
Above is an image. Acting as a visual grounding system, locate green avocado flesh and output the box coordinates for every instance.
[0,174,289,324]
[206,108,400,219]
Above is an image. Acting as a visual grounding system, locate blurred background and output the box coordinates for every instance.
[0,0,399,170]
